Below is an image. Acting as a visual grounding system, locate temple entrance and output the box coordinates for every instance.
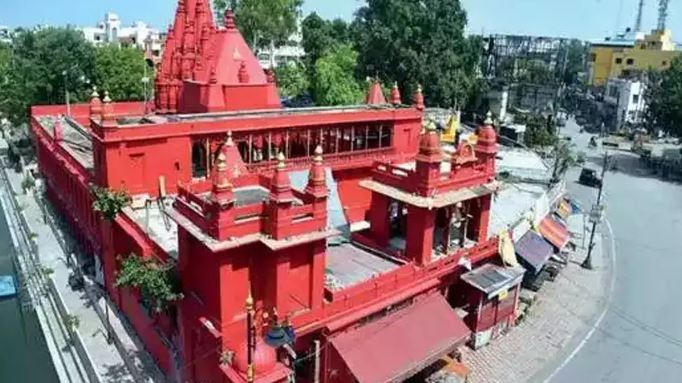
[433,202,473,256]
[191,141,208,178]
[388,201,408,251]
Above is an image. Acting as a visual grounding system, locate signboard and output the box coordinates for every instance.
[589,204,605,224]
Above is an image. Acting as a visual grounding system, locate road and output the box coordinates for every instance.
[548,120,682,382]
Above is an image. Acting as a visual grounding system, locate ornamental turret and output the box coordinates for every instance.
[414,121,442,195]
[412,84,425,111]
[305,146,327,199]
[390,82,402,105]
[101,91,117,129]
[89,87,102,119]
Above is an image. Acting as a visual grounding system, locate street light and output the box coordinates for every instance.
[581,151,609,270]
[62,66,89,117]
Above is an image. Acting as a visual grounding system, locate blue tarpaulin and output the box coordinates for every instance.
[0,275,17,299]
[515,231,553,274]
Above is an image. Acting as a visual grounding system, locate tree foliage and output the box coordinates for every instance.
[115,254,183,314]
[214,0,302,51]
[644,57,682,137]
[94,45,149,101]
[312,44,364,106]
[0,28,95,125]
[516,113,558,148]
[91,186,131,221]
[275,63,309,98]
[301,13,351,69]
[353,0,482,108]
[559,39,587,86]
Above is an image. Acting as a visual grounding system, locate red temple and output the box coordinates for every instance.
[29,1,525,382]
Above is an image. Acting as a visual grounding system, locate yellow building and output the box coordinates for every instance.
[589,29,681,87]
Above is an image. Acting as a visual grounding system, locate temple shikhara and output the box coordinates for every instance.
[29,1,532,382]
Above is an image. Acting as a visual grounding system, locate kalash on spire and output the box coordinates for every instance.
[155,1,281,114]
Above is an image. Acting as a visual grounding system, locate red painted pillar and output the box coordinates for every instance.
[100,220,120,306]
[405,206,436,266]
[476,194,492,242]
[274,250,291,312]
[367,193,391,247]
[310,240,326,310]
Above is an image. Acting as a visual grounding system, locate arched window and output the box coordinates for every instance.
[191,142,207,178]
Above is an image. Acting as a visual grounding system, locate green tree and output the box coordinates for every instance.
[94,45,148,101]
[275,63,309,98]
[644,58,682,137]
[301,13,350,68]
[214,0,302,55]
[116,254,183,314]
[91,186,131,221]
[0,28,95,125]
[559,39,587,86]
[353,0,481,108]
[518,113,557,148]
[313,44,364,106]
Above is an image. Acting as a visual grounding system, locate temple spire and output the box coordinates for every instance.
[412,84,425,111]
[365,80,387,105]
[390,82,402,105]
[89,86,102,118]
[305,145,327,198]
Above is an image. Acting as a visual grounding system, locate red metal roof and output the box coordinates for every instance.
[330,294,470,383]
[539,216,570,249]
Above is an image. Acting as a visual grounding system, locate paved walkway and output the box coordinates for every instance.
[0,156,165,383]
[461,213,611,383]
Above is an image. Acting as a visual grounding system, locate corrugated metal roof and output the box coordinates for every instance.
[515,231,553,274]
[461,264,524,297]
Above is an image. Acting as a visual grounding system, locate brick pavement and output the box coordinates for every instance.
[461,214,611,383]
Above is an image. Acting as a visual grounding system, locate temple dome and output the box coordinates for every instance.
[232,339,277,375]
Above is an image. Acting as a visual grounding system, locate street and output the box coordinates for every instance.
[547,120,682,382]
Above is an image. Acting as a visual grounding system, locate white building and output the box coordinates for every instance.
[604,77,646,129]
[256,24,305,69]
[0,26,11,44]
[80,12,163,55]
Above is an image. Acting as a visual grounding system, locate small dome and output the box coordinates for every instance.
[419,126,441,157]
[232,339,277,375]
[477,125,497,144]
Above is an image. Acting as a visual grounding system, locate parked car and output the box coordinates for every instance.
[579,167,602,187]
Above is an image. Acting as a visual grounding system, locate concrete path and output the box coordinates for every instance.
[1,154,165,383]
[544,120,682,382]
[461,207,611,383]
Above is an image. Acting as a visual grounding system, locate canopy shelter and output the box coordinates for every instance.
[461,263,524,300]
[538,216,570,250]
[329,294,470,383]
[515,231,554,274]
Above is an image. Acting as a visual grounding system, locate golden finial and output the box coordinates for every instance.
[103,90,112,103]
[91,86,99,98]
[313,145,323,164]
[225,131,234,147]
[484,111,493,125]
[216,152,227,172]
[426,120,437,132]
[276,152,286,170]
[246,364,255,382]
[245,290,254,311]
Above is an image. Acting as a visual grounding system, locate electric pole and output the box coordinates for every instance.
[582,152,609,270]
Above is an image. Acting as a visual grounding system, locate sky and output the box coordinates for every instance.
[0,0,681,41]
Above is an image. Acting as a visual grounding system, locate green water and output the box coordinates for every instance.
[0,202,59,382]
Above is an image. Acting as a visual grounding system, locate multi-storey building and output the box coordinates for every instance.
[589,28,680,87]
